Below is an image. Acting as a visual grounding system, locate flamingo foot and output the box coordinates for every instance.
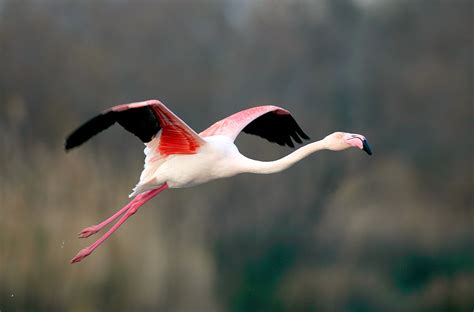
[78,225,101,238]
[71,247,92,264]
[70,184,169,264]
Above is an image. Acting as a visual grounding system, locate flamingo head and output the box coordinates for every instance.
[324,132,372,155]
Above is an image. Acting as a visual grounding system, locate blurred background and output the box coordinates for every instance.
[0,0,472,311]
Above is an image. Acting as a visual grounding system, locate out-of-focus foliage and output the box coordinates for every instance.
[0,0,472,311]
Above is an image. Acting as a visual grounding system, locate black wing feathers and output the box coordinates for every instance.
[65,111,116,150]
[242,112,310,148]
[65,106,160,151]
[115,106,160,143]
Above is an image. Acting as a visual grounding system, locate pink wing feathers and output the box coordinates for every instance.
[65,101,309,152]
[200,105,309,148]
[65,99,205,156]
[113,100,205,155]
[200,106,284,140]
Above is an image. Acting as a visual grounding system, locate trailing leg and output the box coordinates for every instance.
[71,183,168,264]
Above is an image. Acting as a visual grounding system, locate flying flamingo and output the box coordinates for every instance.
[65,99,371,263]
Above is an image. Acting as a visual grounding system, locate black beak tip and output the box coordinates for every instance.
[362,139,372,155]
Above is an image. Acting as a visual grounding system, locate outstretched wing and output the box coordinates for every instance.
[200,105,309,148]
[65,99,205,156]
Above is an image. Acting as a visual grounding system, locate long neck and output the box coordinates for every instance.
[240,140,327,174]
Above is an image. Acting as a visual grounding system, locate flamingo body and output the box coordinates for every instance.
[139,135,242,191]
[65,99,371,263]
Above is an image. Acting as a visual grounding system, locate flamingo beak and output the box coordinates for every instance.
[344,133,373,155]
[362,139,372,155]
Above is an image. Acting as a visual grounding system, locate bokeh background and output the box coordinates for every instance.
[0,0,472,311]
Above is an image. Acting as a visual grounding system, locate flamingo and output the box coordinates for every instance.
[65,99,371,263]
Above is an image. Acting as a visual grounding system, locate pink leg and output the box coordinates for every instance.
[78,200,135,238]
[71,183,168,264]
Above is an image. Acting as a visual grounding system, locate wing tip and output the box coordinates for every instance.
[64,134,76,151]
[64,138,76,152]
[64,141,72,152]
